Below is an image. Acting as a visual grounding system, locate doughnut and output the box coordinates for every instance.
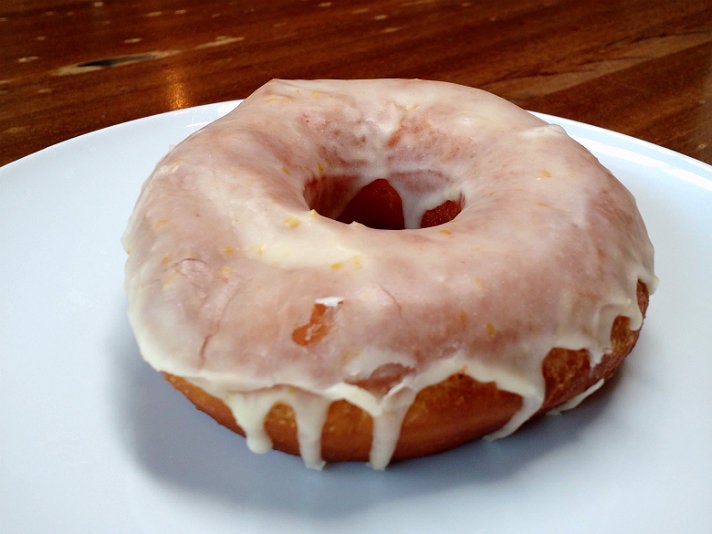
[122,79,656,469]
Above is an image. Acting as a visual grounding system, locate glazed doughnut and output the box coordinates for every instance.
[122,79,656,469]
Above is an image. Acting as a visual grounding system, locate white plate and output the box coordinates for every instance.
[1,102,711,534]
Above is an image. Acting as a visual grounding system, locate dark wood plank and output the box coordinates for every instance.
[1,0,710,165]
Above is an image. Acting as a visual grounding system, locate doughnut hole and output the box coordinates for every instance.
[303,176,463,230]
[337,179,405,230]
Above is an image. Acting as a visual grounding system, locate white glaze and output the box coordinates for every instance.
[547,378,606,416]
[123,79,656,469]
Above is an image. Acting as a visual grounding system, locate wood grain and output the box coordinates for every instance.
[1,0,710,166]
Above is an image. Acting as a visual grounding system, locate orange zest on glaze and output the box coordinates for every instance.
[286,215,301,228]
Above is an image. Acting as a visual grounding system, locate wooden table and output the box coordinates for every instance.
[2,0,710,166]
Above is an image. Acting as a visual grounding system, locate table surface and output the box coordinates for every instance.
[1,0,711,167]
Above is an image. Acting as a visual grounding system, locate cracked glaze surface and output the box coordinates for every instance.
[123,79,656,468]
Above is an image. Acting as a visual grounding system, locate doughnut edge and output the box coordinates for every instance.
[162,281,650,468]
